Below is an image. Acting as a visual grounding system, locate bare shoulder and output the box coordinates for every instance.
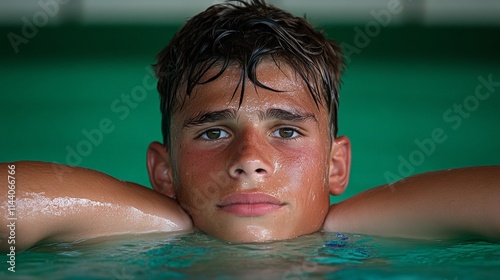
[324,166,500,241]
[0,161,192,251]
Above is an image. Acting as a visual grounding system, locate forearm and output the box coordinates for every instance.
[324,166,500,241]
[1,161,192,251]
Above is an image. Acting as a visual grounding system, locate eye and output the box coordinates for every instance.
[200,129,230,140]
[272,127,301,139]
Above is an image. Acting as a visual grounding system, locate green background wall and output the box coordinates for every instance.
[1,24,499,203]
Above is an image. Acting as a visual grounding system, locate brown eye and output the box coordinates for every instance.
[273,128,299,139]
[201,129,229,140]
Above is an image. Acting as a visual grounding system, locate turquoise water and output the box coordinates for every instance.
[2,232,499,279]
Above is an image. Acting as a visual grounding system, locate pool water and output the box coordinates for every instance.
[2,231,499,279]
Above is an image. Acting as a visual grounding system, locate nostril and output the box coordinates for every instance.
[230,166,269,178]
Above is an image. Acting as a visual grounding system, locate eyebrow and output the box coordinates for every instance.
[258,108,317,123]
[183,109,237,128]
[183,108,317,128]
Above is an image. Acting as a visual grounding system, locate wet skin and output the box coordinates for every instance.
[148,60,350,242]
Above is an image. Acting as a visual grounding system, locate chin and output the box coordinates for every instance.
[202,223,320,243]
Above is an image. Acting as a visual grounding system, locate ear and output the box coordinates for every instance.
[147,141,176,198]
[328,136,351,196]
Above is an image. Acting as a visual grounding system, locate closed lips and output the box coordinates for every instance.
[217,193,284,206]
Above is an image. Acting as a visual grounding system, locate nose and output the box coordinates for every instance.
[228,129,275,180]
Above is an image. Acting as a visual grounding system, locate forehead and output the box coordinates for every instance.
[180,59,318,111]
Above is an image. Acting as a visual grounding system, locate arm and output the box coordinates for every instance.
[324,166,500,241]
[1,161,192,252]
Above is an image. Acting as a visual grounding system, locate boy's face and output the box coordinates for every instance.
[149,60,350,242]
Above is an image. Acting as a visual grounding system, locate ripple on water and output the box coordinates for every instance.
[1,231,499,280]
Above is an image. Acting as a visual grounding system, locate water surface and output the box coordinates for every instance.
[2,231,499,279]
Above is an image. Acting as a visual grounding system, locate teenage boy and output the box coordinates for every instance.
[1,0,499,252]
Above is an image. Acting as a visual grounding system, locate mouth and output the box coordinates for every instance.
[217,193,285,217]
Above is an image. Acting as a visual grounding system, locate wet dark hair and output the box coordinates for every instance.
[155,0,344,148]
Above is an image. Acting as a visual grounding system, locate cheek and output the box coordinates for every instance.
[174,146,224,211]
[281,144,330,192]
[175,141,223,180]
[283,144,331,215]
[277,145,330,234]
